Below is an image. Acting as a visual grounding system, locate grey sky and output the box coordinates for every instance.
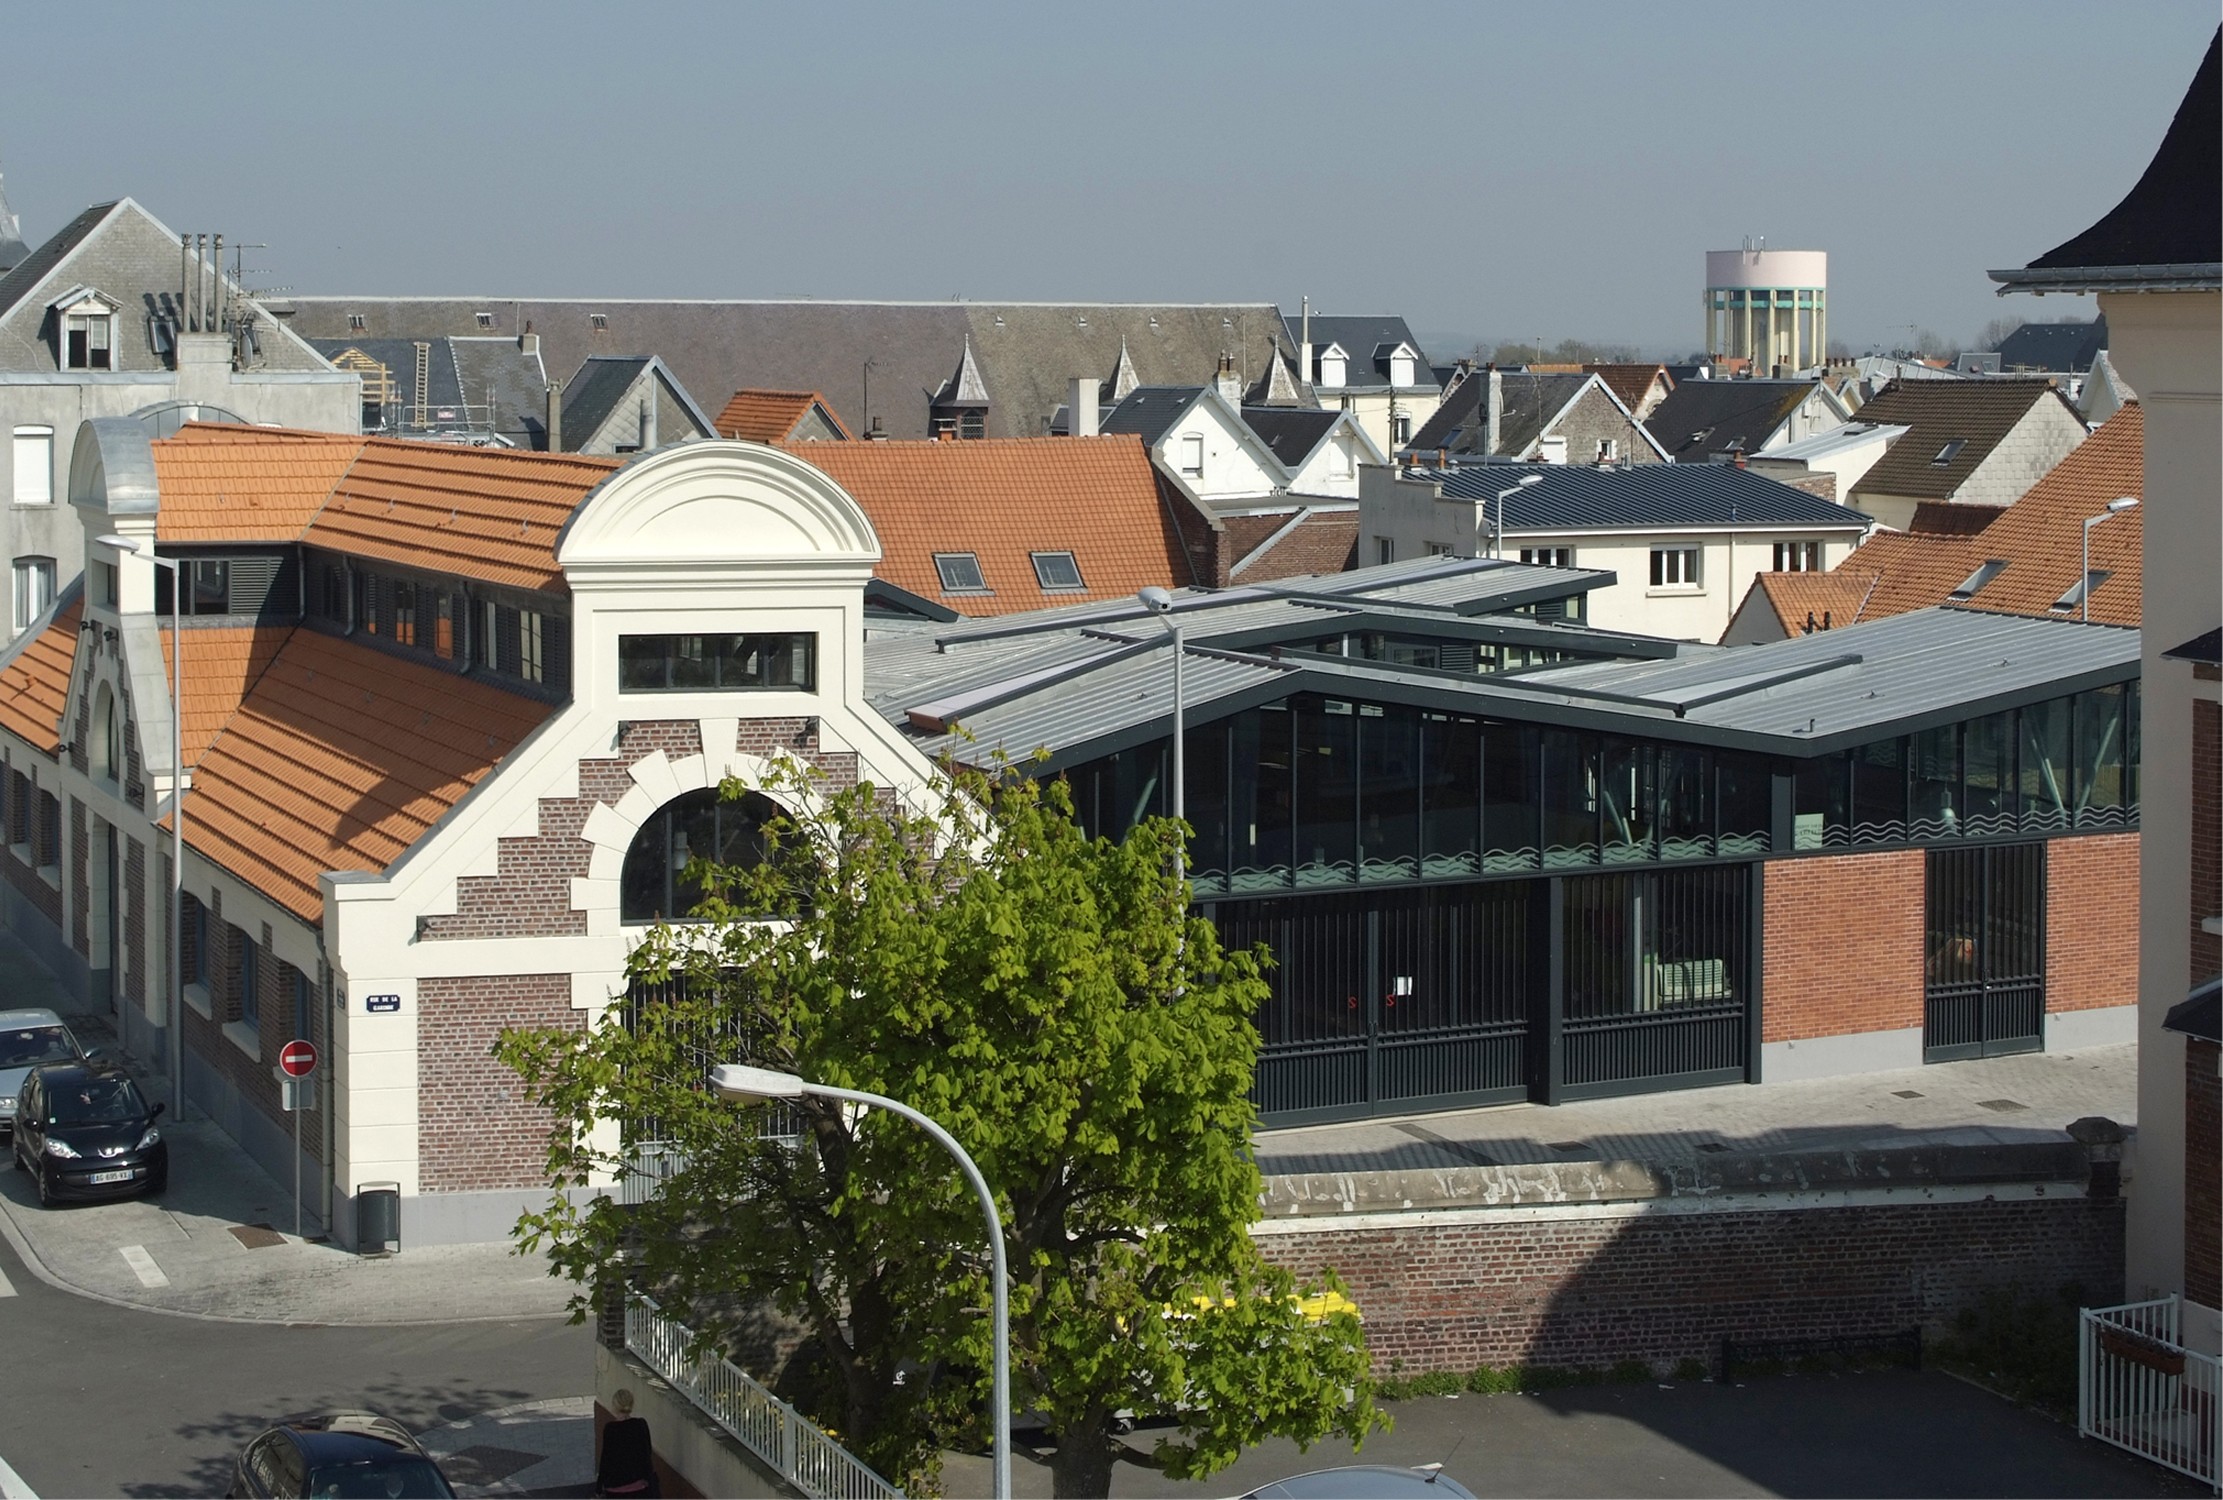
[5,1,2214,359]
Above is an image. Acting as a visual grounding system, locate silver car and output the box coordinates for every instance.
[0,1008,90,1141]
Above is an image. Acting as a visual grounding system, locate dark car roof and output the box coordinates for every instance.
[26,1058,133,1089]
[277,1411,427,1462]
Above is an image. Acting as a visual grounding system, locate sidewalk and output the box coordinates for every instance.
[417,1397,597,1498]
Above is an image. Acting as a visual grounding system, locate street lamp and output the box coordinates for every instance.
[1136,588,1183,875]
[2080,496,2138,623]
[96,535,187,1122]
[1492,473,1545,560]
[710,1063,1012,1500]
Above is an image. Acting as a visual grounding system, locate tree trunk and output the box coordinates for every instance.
[1048,1412,1116,1500]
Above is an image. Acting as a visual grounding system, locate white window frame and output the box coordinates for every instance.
[12,426,54,506]
[933,552,988,594]
[1376,537,1394,566]
[1773,540,1822,572]
[1179,432,1205,477]
[1649,546,1702,590]
[13,556,55,632]
[58,298,117,371]
[520,609,545,683]
[1519,547,1576,568]
[1029,551,1084,592]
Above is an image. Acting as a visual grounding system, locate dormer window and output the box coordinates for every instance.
[1380,342,1418,387]
[1316,342,1349,390]
[51,288,120,371]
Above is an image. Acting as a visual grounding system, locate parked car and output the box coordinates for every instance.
[1243,1464,1479,1498]
[0,1007,89,1143]
[10,1060,167,1205]
[228,1411,456,1498]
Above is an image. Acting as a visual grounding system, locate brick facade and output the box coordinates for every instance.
[2189,1040,2221,1311]
[2045,833,2140,1012]
[2195,699,2219,983]
[1761,850,1924,1042]
[417,973,577,1192]
[123,836,145,1010]
[1262,1196,2124,1374]
[421,718,859,942]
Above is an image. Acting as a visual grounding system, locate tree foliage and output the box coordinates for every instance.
[496,758,1384,1496]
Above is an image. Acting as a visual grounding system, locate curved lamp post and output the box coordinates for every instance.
[1136,587,1184,876]
[1492,472,1546,560]
[710,1063,1011,1500]
[2081,496,2138,622]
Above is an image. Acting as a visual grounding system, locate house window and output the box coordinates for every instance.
[934,553,988,593]
[589,313,609,331]
[37,791,59,872]
[618,634,817,692]
[1030,552,1084,591]
[1425,542,1455,557]
[190,560,230,615]
[237,933,260,1033]
[1596,439,1618,463]
[393,582,418,647]
[1650,547,1702,588]
[65,311,114,370]
[12,557,54,631]
[1180,433,1205,477]
[1773,541,1822,572]
[474,311,495,329]
[347,314,366,332]
[1392,415,1413,446]
[92,561,117,609]
[181,894,207,986]
[478,600,499,669]
[434,593,455,660]
[12,427,53,505]
[290,966,314,1043]
[620,787,785,924]
[1519,547,1576,568]
[519,610,545,683]
[1376,538,1394,566]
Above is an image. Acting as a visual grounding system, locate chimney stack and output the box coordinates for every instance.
[640,394,658,451]
[210,234,223,333]
[1484,368,1504,456]
[545,380,564,452]
[1068,376,1098,438]
[1299,295,1312,388]
[1214,352,1242,406]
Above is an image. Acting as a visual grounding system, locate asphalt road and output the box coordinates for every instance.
[0,1228,591,1498]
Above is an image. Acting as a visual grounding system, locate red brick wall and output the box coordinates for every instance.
[423,718,858,942]
[1262,1196,2124,1373]
[418,973,577,1192]
[123,836,145,1010]
[2195,700,2219,984]
[2189,1039,2221,1310]
[2045,833,2141,1012]
[179,900,323,1160]
[1761,851,1924,1042]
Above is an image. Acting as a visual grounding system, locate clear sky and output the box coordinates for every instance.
[5,1,2214,360]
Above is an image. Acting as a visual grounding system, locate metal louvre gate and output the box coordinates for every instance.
[1221,883,1530,1126]
[1558,866,1750,1098]
[1924,843,2046,1061]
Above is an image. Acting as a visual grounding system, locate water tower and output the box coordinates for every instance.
[1705,242,1827,371]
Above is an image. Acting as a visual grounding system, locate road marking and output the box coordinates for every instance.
[0,1446,37,1498]
[117,1244,169,1288]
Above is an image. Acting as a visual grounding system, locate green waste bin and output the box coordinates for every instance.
[356,1181,400,1256]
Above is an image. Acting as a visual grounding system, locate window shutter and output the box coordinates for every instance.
[541,616,571,695]
[227,556,281,617]
[497,607,521,675]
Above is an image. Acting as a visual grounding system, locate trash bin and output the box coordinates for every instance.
[356,1181,400,1256]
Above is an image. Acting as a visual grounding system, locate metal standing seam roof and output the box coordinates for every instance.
[1430,463,1870,531]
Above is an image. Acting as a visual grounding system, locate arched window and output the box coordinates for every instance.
[619,788,784,924]
[93,684,118,784]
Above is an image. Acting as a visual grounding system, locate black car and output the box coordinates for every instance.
[229,1412,456,1498]
[10,1060,168,1206]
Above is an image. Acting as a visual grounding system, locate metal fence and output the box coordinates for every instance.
[2079,1295,2221,1491]
[625,1292,904,1500]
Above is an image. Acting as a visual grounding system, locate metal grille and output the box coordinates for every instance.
[1559,866,1749,1094]
[1923,843,2045,1061]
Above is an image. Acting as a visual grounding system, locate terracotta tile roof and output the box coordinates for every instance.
[715,389,851,442]
[0,600,81,753]
[1748,568,1887,636]
[785,435,1192,616]
[1944,402,2143,626]
[1906,501,2000,537]
[182,628,555,921]
[152,427,368,543]
[1231,512,1358,582]
[301,437,619,591]
[1847,379,2072,502]
[158,626,289,763]
[1584,363,1670,411]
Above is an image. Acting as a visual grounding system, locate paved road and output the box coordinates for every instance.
[0,1227,590,1497]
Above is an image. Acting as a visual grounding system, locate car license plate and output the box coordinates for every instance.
[87,1169,134,1184]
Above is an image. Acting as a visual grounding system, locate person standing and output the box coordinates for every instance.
[597,1388,660,1498]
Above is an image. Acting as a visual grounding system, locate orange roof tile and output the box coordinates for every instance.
[716,389,851,443]
[153,427,368,543]
[1948,402,2143,626]
[158,625,289,763]
[0,600,81,753]
[1747,568,1886,636]
[302,438,620,591]
[787,435,1194,616]
[182,629,555,921]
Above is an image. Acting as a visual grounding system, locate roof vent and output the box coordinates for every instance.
[1948,559,2009,600]
[1931,438,1968,466]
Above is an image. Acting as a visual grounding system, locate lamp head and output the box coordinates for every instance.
[1136,586,1174,614]
[1518,473,1545,487]
[710,1063,809,1102]
[95,534,144,555]
[2107,496,2138,513]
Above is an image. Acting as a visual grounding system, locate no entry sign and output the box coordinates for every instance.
[279,1038,319,1078]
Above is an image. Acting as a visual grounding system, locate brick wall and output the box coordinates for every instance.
[1761,850,1924,1042]
[2195,700,2219,983]
[123,836,145,1010]
[418,973,577,1192]
[2189,1040,2221,1310]
[1262,1195,2124,1373]
[2045,833,2140,1012]
[422,718,859,942]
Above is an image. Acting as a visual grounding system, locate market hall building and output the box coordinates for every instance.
[0,419,2138,1241]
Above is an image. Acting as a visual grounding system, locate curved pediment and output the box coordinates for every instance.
[69,417,159,515]
[557,440,880,569]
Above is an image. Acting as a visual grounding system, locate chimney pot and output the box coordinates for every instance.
[1068,376,1099,438]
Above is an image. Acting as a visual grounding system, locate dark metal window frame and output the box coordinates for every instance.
[934,553,989,594]
[617,634,818,693]
[1030,551,1085,592]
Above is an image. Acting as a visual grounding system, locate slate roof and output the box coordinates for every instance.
[714,389,851,442]
[1099,386,1206,447]
[2163,628,2222,665]
[0,597,81,752]
[1407,373,1598,457]
[1283,315,1436,388]
[2000,29,2220,289]
[2163,978,2220,1044]
[1239,407,1340,470]
[307,336,551,447]
[784,435,1197,616]
[1642,380,1817,462]
[277,301,1289,442]
[558,355,651,441]
[1845,379,2075,503]
[1431,461,1871,532]
[1994,319,2106,372]
[0,201,114,324]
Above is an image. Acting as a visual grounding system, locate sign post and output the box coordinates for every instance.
[279,1040,319,1239]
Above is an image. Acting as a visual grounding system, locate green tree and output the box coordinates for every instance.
[497,758,1384,1497]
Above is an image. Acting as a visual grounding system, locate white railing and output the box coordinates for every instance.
[2080,1295,2221,1491]
[625,1291,904,1500]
